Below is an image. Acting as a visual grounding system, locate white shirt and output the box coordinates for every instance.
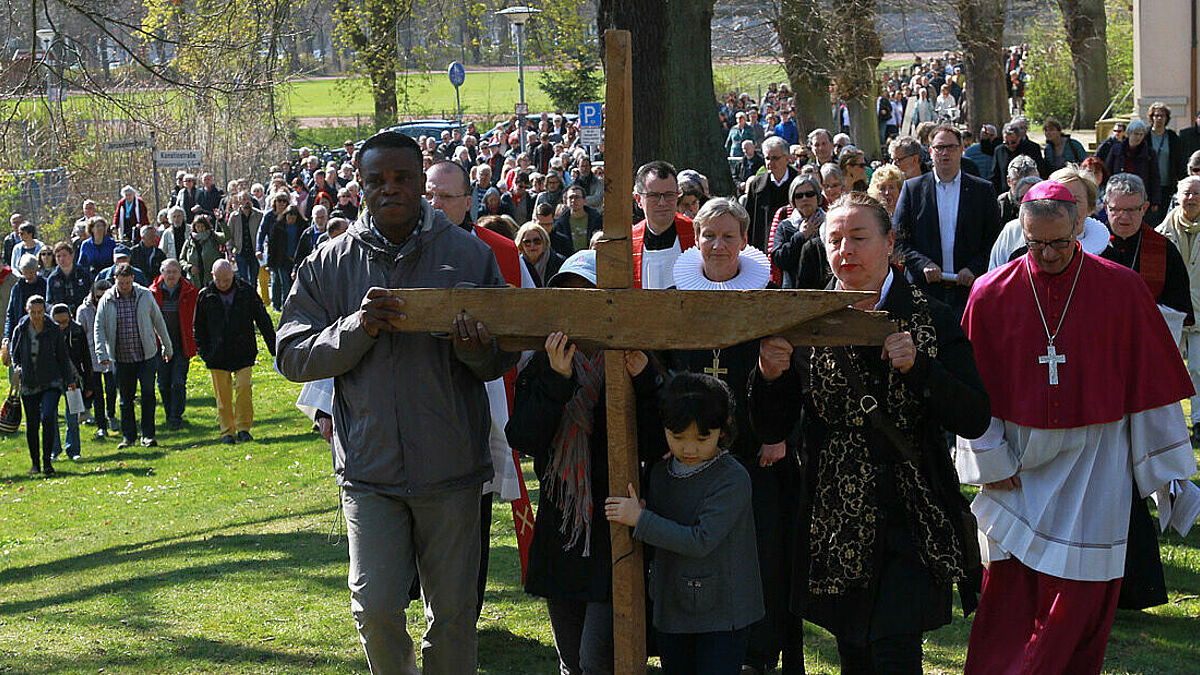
[988,217,1111,271]
[935,170,962,271]
[956,404,1196,581]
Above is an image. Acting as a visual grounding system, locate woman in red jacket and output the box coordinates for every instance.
[112,186,151,244]
[149,259,198,430]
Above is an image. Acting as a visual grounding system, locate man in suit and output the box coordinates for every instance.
[1180,110,1200,169]
[745,136,800,252]
[894,124,1002,316]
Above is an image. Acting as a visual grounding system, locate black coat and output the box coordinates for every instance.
[129,244,166,285]
[989,138,1047,194]
[550,206,604,258]
[1181,125,1200,171]
[505,353,665,602]
[59,320,92,388]
[746,167,800,252]
[747,272,991,640]
[46,265,92,316]
[10,315,71,393]
[523,251,566,288]
[893,170,1003,312]
[193,278,276,372]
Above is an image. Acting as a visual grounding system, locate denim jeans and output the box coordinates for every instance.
[158,353,189,424]
[23,388,61,471]
[115,355,160,442]
[270,260,294,311]
[55,398,80,458]
[235,252,259,286]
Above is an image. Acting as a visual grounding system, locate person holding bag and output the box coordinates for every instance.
[9,295,73,476]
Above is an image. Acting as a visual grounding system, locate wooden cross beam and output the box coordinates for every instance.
[384,30,898,674]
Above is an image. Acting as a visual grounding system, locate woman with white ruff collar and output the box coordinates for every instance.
[661,198,803,674]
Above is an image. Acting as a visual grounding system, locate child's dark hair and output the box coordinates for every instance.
[659,372,736,448]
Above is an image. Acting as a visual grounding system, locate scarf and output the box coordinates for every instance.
[1165,205,1200,262]
[526,252,551,286]
[544,350,605,556]
[806,287,964,595]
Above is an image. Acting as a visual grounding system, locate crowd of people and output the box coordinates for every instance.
[6,67,1200,674]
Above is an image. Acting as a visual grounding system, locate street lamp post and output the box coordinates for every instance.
[35,28,55,166]
[496,6,540,155]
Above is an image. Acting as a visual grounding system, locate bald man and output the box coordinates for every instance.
[193,258,276,444]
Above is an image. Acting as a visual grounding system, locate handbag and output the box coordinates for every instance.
[0,382,21,434]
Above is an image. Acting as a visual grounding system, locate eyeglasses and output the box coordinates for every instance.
[1107,204,1146,216]
[638,191,678,203]
[765,154,786,161]
[793,191,818,199]
[1024,237,1074,251]
[931,144,961,153]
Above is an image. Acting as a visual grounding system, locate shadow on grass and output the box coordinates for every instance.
[0,505,337,590]
[5,620,367,674]
[2,529,349,616]
[478,626,561,674]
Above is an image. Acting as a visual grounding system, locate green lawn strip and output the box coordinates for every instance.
[1,326,1197,673]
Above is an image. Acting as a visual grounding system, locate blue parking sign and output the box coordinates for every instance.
[448,62,465,88]
[579,102,603,128]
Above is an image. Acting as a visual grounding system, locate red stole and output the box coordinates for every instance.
[472,223,535,579]
[1136,223,1167,300]
[630,213,695,288]
[962,246,1193,429]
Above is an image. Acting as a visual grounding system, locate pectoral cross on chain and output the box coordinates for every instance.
[705,353,728,380]
[1038,343,1066,386]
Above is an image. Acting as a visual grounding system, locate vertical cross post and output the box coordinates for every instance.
[596,29,646,675]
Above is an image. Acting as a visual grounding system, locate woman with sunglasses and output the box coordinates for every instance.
[514,222,564,287]
[770,175,826,288]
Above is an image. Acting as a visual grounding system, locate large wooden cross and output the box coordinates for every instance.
[391,31,895,674]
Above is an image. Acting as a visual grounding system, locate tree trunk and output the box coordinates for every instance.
[955,0,1007,131]
[599,0,733,196]
[1057,0,1109,128]
[830,0,883,159]
[776,0,833,137]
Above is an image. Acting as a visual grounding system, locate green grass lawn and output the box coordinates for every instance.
[1,324,1197,673]
[286,63,791,121]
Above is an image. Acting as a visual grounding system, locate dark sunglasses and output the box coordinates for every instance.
[793,191,818,199]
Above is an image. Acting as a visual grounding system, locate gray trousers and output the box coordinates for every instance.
[545,598,614,675]
[342,483,482,675]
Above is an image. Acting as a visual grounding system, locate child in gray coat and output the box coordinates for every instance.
[606,372,764,674]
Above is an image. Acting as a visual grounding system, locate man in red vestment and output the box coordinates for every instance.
[630,161,695,289]
[956,181,1197,674]
[426,160,537,607]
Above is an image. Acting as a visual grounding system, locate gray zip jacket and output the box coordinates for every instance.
[276,202,518,496]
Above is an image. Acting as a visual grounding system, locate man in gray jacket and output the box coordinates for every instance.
[277,131,517,675]
[94,263,173,449]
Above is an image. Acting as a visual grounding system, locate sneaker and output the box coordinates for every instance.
[141,437,158,448]
[117,439,135,450]
[50,452,61,461]
[69,454,81,461]
[219,434,236,445]
[236,431,254,443]
[94,429,106,440]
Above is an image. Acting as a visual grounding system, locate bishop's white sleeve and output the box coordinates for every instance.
[1129,402,1196,499]
[956,417,1020,484]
